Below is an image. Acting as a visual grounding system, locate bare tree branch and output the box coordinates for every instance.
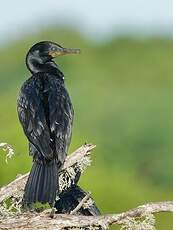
[0,201,172,229]
[70,192,91,214]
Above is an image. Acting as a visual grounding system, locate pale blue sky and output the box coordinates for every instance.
[1,0,173,44]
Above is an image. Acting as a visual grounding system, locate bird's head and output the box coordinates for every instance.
[26,41,80,74]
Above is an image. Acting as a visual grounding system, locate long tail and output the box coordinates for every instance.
[23,160,58,205]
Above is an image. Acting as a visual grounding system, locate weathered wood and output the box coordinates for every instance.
[70,192,91,215]
[0,201,172,229]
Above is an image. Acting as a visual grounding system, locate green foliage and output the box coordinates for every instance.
[30,202,50,212]
[0,28,173,229]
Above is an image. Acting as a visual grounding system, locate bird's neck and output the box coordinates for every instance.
[26,54,64,80]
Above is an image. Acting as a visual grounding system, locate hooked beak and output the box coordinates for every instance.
[49,47,80,58]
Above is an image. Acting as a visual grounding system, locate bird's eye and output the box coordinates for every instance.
[51,47,56,51]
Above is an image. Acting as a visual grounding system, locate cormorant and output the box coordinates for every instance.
[17,41,80,205]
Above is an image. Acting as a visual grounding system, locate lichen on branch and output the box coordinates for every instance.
[0,144,172,230]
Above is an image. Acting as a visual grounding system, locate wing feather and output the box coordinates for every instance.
[17,76,53,160]
[48,77,74,165]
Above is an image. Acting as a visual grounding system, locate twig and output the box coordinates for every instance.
[70,192,91,214]
[0,142,15,163]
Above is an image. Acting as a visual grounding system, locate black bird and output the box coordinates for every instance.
[17,41,80,205]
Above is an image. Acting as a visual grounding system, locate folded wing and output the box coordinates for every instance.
[48,77,74,165]
[17,77,53,160]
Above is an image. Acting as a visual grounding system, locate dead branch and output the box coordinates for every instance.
[0,201,172,229]
[70,192,91,215]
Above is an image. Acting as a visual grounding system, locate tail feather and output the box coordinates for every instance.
[35,163,42,201]
[49,163,53,202]
[25,162,38,201]
[23,160,58,205]
[42,164,49,201]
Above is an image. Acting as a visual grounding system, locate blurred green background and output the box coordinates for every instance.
[0,28,172,229]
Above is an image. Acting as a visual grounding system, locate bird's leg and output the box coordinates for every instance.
[50,201,57,218]
[50,207,56,218]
